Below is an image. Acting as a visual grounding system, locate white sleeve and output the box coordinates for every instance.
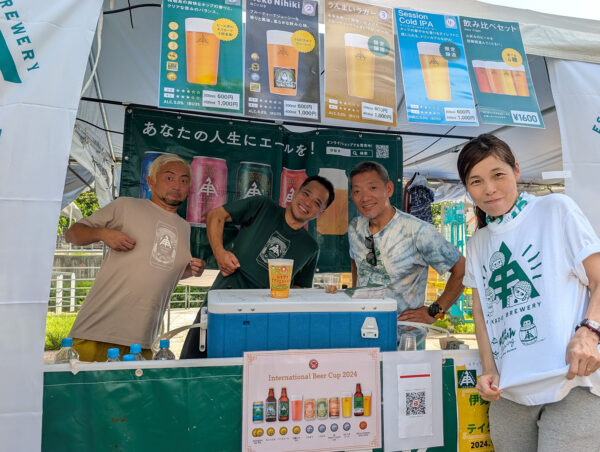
[462,234,479,288]
[563,200,600,285]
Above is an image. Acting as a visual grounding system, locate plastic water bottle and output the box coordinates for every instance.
[122,354,135,362]
[153,339,176,360]
[106,348,120,362]
[55,338,79,363]
[130,344,146,361]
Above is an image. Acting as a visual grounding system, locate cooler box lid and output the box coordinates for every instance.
[207,288,397,314]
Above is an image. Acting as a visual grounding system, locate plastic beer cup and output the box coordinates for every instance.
[185,18,219,85]
[417,42,451,101]
[499,62,517,95]
[344,33,374,99]
[472,60,492,93]
[316,168,348,235]
[291,395,303,421]
[341,392,352,418]
[511,64,529,97]
[267,30,298,96]
[363,391,372,416]
[268,259,294,298]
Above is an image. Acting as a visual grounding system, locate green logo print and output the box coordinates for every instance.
[0,29,21,83]
[488,242,539,309]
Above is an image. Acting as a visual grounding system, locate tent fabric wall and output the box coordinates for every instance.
[0,1,103,451]
[548,60,600,235]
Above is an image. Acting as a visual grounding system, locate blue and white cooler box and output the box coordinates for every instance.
[207,288,398,358]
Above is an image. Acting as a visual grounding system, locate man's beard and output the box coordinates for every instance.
[161,195,183,207]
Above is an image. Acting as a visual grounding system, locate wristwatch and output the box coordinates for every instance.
[428,302,445,319]
[576,318,600,342]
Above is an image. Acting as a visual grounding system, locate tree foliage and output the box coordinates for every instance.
[57,191,100,235]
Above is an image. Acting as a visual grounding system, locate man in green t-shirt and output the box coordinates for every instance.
[180,175,334,359]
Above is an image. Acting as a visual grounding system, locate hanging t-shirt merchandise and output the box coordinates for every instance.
[463,193,600,405]
[211,196,320,290]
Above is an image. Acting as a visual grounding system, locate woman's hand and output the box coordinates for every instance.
[476,373,502,402]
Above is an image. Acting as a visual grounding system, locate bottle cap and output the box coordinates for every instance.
[159,339,170,349]
[130,344,142,354]
[107,348,120,359]
[61,337,73,347]
[122,354,135,362]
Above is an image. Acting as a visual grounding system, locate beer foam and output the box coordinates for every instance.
[416,41,441,56]
[266,30,293,46]
[344,33,370,49]
[471,60,489,69]
[318,168,347,188]
[185,17,215,33]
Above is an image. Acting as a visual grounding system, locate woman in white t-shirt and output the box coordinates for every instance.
[457,134,600,451]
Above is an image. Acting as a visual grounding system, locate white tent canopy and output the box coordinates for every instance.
[72,0,600,205]
[2,1,600,451]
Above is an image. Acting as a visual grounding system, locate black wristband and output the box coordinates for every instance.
[576,318,600,342]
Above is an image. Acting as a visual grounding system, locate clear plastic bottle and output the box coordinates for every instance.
[54,338,79,363]
[106,347,120,362]
[153,339,176,360]
[129,344,146,361]
[122,354,135,362]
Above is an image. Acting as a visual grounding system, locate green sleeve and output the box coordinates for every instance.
[293,249,319,288]
[222,196,269,226]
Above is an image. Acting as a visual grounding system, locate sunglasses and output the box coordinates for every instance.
[365,235,377,266]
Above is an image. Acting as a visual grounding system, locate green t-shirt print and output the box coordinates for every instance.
[211,196,319,290]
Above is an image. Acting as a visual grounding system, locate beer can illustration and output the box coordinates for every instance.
[252,401,264,423]
[187,156,228,226]
[329,396,340,418]
[304,398,316,420]
[279,168,307,207]
[316,398,328,419]
[139,151,166,199]
[236,162,272,199]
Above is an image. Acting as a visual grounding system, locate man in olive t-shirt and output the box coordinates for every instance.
[180,175,335,359]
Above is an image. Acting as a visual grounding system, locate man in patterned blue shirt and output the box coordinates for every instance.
[348,161,465,330]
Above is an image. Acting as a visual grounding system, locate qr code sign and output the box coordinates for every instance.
[405,391,426,416]
[375,144,389,159]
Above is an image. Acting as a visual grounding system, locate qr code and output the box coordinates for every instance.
[405,391,426,416]
[375,144,389,159]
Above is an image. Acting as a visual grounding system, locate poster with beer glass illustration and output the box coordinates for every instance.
[395,10,478,126]
[158,0,243,114]
[243,348,381,452]
[324,0,396,126]
[460,16,544,128]
[302,129,402,272]
[244,0,321,122]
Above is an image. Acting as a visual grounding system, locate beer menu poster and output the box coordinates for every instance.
[454,352,494,452]
[324,0,397,126]
[244,0,321,122]
[460,16,544,128]
[242,348,381,452]
[159,0,244,114]
[382,350,444,452]
[396,9,478,126]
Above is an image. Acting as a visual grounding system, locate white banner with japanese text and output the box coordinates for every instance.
[0,1,102,450]
[548,60,600,235]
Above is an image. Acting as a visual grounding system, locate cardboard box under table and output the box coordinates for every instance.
[207,288,397,357]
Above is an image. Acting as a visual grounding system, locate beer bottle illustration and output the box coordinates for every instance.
[265,388,277,422]
[353,383,364,416]
[278,387,289,421]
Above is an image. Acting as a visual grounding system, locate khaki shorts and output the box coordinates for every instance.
[72,338,153,362]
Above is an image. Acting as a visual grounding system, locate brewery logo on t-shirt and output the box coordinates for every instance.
[150,221,178,270]
[484,241,544,358]
[256,231,290,268]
